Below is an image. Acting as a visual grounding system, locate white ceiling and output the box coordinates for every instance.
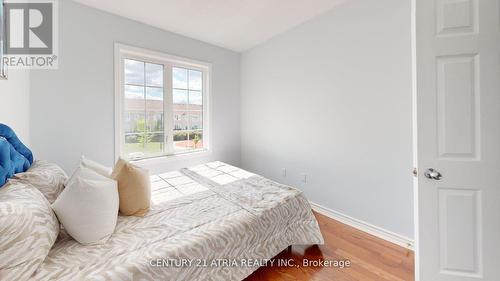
[72,0,346,52]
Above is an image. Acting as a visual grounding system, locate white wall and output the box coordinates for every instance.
[0,70,30,145]
[27,0,413,238]
[30,0,241,173]
[241,0,414,238]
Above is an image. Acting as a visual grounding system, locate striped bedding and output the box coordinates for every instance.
[30,161,324,281]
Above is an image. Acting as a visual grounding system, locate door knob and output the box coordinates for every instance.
[424,168,442,180]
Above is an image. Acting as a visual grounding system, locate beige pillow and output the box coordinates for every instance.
[111,158,151,216]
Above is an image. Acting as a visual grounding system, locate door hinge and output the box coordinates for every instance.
[412,168,418,177]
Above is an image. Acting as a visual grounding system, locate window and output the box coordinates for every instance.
[115,44,210,160]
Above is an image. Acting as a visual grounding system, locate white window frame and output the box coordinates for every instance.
[114,43,211,161]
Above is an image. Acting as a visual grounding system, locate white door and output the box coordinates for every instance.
[415,0,500,280]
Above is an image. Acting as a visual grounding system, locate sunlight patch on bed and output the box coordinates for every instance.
[210,174,239,185]
[191,162,256,183]
[151,173,209,204]
[151,162,258,204]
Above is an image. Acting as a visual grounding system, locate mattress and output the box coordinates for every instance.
[31,161,324,281]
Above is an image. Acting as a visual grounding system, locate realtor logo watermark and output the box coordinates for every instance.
[2,0,58,69]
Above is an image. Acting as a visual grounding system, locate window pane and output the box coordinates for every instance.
[188,70,202,90]
[124,112,145,134]
[173,111,188,131]
[173,89,187,104]
[189,112,202,130]
[172,68,204,153]
[146,87,163,101]
[173,131,189,152]
[190,131,203,149]
[123,60,164,159]
[125,85,144,100]
[124,85,145,136]
[147,115,164,156]
[124,59,144,85]
[146,86,164,155]
[188,90,202,105]
[124,132,144,158]
[173,67,187,89]
[146,63,163,87]
[146,110,164,132]
[145,132,164,155]
[146,88,164,132]
[124,111,146,159]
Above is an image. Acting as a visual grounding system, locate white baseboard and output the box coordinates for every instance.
[310,201,414,250]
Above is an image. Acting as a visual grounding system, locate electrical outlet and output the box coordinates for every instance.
[281,168,287,177]
[301,173,307,183]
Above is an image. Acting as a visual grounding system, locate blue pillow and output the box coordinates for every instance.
[0,124,33,187]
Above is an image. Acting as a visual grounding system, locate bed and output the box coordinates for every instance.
[10,161,324,281]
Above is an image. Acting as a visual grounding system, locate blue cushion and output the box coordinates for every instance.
[0,124,33,187]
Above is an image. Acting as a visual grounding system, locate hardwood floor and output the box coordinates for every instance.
[244,211,414,281]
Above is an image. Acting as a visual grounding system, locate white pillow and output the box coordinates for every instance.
[52,166,119,245]
[80,155,112,178]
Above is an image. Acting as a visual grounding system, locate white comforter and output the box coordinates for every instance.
[31,161,324,281]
